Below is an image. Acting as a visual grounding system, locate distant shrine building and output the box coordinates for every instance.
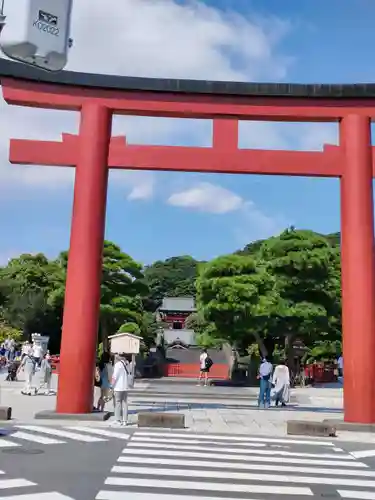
[157,297,196,347]
[157,296,229,379]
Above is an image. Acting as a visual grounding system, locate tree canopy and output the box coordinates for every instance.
[144,255,201,310]
[0,229,342,363]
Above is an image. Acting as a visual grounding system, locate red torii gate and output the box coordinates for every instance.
[2,60,375,423]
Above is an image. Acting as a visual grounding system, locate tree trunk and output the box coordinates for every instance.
[253,331,267,358]
[100,320,109,353]
[285,333,296,377]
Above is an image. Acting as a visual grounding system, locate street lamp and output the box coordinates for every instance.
[0,0,73,72]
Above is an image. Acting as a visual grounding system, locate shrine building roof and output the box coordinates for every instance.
[159,297,196,313]
[1,59,375,99]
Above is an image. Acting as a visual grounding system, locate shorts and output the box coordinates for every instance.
[200,368,209,373]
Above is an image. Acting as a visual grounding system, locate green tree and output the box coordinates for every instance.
[196,254,278,354]
[0,319,22,344]
[0,253,63,345]
[118,322,141,335]
[185,311,224,348]
[235,239,264,257]
[51,241,149,349]
[138,311,159,348]
[259,228,342,366]
[144,256,201,310]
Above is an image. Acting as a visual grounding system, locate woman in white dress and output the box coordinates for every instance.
[272,360,290,407]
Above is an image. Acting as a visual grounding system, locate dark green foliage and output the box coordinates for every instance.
[0,229,342,359]
[144,256,201,310]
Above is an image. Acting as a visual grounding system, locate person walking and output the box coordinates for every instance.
[111,353,133,426]
[197,348,213,386]
[257,357,273,409]
[272,359,290,407]
[96,352,113,412]
[337,354,343,379]
[18,348,36,395]
[37,352,53,395]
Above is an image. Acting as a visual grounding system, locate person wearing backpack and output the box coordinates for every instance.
[197,348,213,386]
[111,353,134,426]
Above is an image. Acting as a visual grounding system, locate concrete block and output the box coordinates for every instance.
[34,410,111,421]
[0,407,11,421]
[138,412,185,429]
[323,419,375,433]
[287,420,336,437]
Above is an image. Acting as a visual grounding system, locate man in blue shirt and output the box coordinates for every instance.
[258,357,273,408]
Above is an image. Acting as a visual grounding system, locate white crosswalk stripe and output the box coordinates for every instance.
[0,425,131,448]
[10,432,65,445]
[66,426,131,440]
[0,495,75,499]
[135,430,337,446]
[95,429,375,500]
[0,469,75,498]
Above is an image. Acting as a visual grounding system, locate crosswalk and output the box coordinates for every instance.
[96,429,375,500]
[0,425,131,448]
[0,469,75,499]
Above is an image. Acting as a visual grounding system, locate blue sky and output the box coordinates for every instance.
[0,0,374,265]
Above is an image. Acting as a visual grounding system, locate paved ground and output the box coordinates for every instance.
[0,372,346,437]
[2,427,375,499]
[3,371,375,444]
[0,428,125,499]
[1,371,375,499]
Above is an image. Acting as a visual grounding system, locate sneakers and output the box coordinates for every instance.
[111,420,128,427]
[110,420,122,427]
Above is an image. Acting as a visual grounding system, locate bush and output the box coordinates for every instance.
[0,320,22,344]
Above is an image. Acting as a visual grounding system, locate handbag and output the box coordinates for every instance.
[120,360,134,389]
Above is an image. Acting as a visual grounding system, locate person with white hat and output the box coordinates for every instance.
[17,347,36,395]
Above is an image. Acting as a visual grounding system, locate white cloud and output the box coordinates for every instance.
[167,182,244,214]
[0,0,340,252]
[110,170,155,201]
[0,0,294,194]
[167,180,288,242]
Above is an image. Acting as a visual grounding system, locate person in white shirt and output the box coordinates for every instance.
[37,353,53,395]
[111,353,134,426]
[257,357,273,408]
[18,347,36,395]
[197,348,210,386]
[272,360,290,407]
[21,342,30,357]
[32,343,43,367]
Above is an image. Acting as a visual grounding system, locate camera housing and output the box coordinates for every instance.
[0,0,73,72]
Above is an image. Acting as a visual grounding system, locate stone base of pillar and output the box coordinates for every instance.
[34,410,111,421]
[0,407,12,420]
[323,418,375,432]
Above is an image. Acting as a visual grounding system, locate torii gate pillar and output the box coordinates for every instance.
[56,103,112,414]
[340,115,375,423]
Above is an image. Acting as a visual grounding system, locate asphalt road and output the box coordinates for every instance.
[1,425,375,499]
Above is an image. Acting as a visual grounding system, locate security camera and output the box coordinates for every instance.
[0,0,73,72]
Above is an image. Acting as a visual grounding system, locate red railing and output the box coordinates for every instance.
[304,362,336,384]
[163,363,229,379]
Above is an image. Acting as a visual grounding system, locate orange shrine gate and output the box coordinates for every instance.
[1,59,375,423]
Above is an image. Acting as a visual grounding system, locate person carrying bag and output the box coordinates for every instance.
[111,353,134,426]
